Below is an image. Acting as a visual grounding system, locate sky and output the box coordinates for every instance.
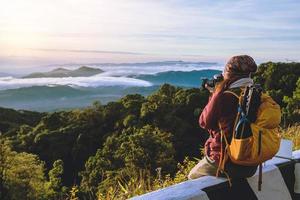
[0,0,300,72]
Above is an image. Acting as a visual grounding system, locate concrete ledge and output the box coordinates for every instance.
[131,150,300,200]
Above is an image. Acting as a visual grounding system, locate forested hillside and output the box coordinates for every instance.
[0,62,300,200]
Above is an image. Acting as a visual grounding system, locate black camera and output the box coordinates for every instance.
[201,74,223,89]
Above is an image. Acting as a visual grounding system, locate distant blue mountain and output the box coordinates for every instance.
[22,66,103,78]
[134,69,222,87]
[0,85,160,111]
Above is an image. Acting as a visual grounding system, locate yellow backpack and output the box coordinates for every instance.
[218,85,281,190]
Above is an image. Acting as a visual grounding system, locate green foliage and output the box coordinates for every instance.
[95,157,198,200]
[0,138,48,200]
[254,62,300,106]
[47,159,64,198]
[68,185,80,200]
[0,135,10,199]
[139,84,208,162]
[253,62,300,124]
[120,94,145,116]
[283,78,300,123]
[8,106,108,185]
[123,114,138,127]
[140,84,176,122]
[0,107,43,135]
[96,168,152,200]
[80,125,176,195]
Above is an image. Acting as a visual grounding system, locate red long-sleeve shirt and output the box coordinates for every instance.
[199,90,239,163]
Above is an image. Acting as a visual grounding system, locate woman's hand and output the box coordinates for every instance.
[205,84,214,93]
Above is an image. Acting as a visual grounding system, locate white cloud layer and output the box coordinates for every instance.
[0,76,152,90]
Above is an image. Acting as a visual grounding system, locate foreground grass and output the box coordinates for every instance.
[95,157,198,200]
[281,124,300,150]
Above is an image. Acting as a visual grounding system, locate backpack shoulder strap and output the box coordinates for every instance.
[222,88,244,143]
[223,90,239,99]
[223,88,243,99]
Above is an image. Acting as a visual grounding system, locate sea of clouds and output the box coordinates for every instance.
[0,76,153,90]
[0,63,222,90]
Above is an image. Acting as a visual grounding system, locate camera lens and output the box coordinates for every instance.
[201,78,208,89]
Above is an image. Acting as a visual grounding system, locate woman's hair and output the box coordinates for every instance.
[215,76,242,93]
[223,55,257,78]
[216,55,257,93]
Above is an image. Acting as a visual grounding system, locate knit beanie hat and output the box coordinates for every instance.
[223,55,257,78]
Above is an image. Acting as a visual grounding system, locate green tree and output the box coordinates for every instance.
[0,134,10,199]
[80,125,176,195]
[0,140,48,200]
[123,114,138,127]
[283,78,300,123]
[140,84,177,123]
[47,159,65,199]
[120,94,145,116]
[254,62,300,106]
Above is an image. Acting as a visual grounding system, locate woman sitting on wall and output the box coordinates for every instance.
[188,55,258,179]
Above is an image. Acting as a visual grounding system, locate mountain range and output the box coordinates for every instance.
[134,69,221,87]
[22,66,103,78]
